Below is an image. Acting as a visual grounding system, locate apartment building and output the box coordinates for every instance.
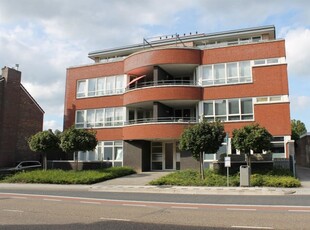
[64,25,292,172]
[0,67,44,167]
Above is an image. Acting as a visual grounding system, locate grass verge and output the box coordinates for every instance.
[149,169,301,188]
[0,167,135,185]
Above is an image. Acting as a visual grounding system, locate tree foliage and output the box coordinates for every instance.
[179,120,226,179]
[59,127,98,153]
[291,119,307,141]
[28,130,60,153]
[28,130,61,170]
[232,124,272,166]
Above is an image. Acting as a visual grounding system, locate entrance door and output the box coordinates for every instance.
[165,143,174,170]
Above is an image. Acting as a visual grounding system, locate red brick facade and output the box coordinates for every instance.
[64,26,292,171]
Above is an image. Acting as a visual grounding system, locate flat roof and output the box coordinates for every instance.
[88,25,275,60]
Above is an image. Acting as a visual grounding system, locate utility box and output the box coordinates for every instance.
[240,165,251,187]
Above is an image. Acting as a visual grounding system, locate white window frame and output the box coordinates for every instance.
[200,61,252,86]
[76,75,126,98]
[254,95,289,104]
[75,107,125,128]
[76,141,123,166]
[202,98,254,122]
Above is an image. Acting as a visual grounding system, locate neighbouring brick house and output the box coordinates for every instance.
[296,133,310,168]
[0,67,44,167]
[64,26,294,172]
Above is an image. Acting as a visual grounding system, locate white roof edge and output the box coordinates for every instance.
[88,25,275,59]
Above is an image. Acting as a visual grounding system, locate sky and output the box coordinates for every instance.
[0,0,309,132]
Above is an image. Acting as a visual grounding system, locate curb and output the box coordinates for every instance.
[89,185,297,196]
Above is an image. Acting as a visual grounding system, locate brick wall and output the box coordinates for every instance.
[0,67,44,167]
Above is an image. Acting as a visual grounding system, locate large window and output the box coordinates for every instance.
[76,75,126,98]
[201,61,252,86]
[203,98,253,122]
[75,107,125,128]
[76,141,123,166]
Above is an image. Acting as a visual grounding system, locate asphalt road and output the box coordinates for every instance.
[0,192,309,230]
[0,188,310,206]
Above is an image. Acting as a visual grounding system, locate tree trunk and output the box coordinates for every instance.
[75,152,79,171]
[245,153,250,167]
[43,153,47,171]
[200,152,205,180]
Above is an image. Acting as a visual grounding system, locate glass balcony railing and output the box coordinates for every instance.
[125,117,198,125]
[127,79,198,90]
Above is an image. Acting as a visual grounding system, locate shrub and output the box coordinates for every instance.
[0,167,135,184]
[150,169,301,188]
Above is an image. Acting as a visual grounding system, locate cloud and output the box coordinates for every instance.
[1,0,310,131]
[285,27,310,78]
[43,120,60,131]
[291,96,310,111]
[290,95,310,130]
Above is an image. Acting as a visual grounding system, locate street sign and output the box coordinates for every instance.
[225,157,231,167]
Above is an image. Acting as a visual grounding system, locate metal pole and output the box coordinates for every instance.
[227,167,229,187]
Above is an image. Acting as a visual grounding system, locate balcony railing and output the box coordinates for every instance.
[127,79,198,90]
[125,117,198,125]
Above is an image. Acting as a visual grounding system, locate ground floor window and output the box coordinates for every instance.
[76,140,123,166]
[270,136,286,159]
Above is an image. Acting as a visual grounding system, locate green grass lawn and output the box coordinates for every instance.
[149,169,301,188]
[0,167,135,185]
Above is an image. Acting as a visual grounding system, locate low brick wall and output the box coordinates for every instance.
[47,161,112,170]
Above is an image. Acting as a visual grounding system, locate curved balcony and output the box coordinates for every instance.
[124,48,201,75]
[123,121,197,140]
[124,84,202,105]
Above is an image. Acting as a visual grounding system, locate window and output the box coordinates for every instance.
[116,76,124,93]
[203,98,253,122]
[97,78,105,96]
[202,66,213,85]
[76,75,125,98]
[86,109,95,127]
[255,95,286,104]
[203,103,213,116]
[215,100,226,121]
[253,58,281,66]
[88,79,96,96]
[239,61,251,82]
[270,136,285,159]
[201,61,252,86]
[95,109,104,127]
[214,64,225,84]
[75,107,125,128]
[77,141,123,166]
[76,111,85,128]
[106,77,115,95]
[228,99,239,121]
[77,80,86,98]
[227,63,238,83]
[114,107,124,126]
[104,108,113,126]
[241,99,253,120]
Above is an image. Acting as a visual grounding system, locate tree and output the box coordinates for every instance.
[232,124,272,167]
[60,127,97,170]
[291,119,307,141]
[179,120,226,179]
[28,129,61,170]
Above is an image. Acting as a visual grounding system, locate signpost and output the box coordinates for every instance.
[224,133,230,187]
[225,156,231,186]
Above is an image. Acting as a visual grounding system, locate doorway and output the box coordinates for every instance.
[165,143,174,170]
